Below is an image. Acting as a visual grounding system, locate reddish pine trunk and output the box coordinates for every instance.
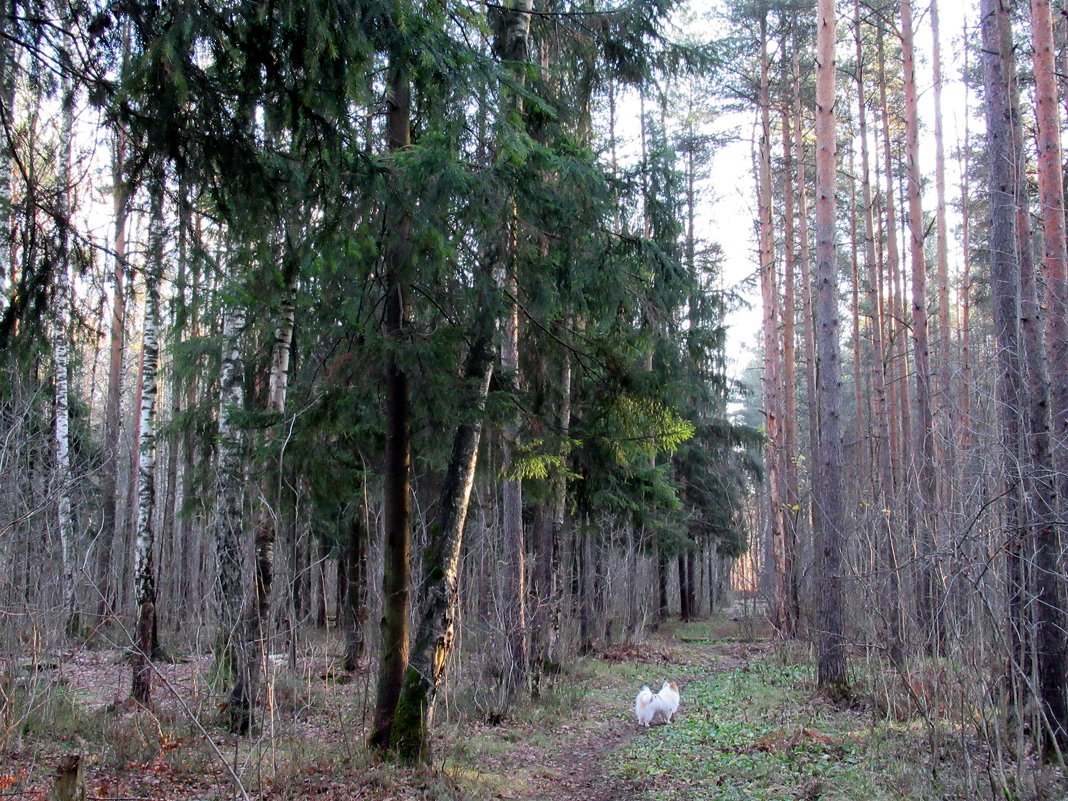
[779,88,800,634]
[900,0,941,652]
[814,0,846,690]
[758,15,786,635]
[792,46,819,552]
[855,0,902,663]
[1028,0,1068,752]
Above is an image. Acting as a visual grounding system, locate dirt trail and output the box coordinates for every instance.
[498,632,769,801]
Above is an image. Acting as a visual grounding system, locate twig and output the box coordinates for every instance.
[83,573,251,801]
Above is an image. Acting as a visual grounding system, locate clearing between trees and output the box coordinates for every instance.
[3,610,1064,800]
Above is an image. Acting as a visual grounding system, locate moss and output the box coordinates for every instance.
[389,666,431,764]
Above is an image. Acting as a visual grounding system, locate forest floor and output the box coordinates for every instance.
[2,604,1065,800]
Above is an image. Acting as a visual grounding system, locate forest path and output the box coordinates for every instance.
[486,616,771,801]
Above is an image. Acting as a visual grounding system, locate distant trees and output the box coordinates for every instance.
[0,0,748,769]
[738,0,1068,764]
[17,0,1068,778]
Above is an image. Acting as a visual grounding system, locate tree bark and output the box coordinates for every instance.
[132,177,165,706]
[854,0,902,664]
[0,0,16,303]
[981,0,1028,730]
[389,295,495,762]
[212,296,246,692]
[929,0,955,506]
[342,497,368,672]
[369,55,414,750]
[757,14,786,636]
[1027,0,1068,753]
[97,125,129,623]
[813,0,846,691]
[493,0,534,699]
[900,0,940,654]
[792,45,819,558]
[875,26,908,500]
[54,82,79,640]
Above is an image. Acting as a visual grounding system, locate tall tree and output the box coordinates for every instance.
[900,0,939,652]
[1027,0,1068,753]
[791,42,819,550]
[495,0,535,698]
[929,0,954,499]
[96,30,131,623]
[813,0,846,690]
[757,12,786,635]
[228,256,299,734]
[980,0,1028,745]
[53,79,79,639]
[389,275,496,761]
[854,0,901,664]
[369,46,415,751]
[131,175,164,705]
[779,49,800,636]
[213,290,246,701]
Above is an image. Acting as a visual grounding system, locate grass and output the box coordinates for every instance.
[7,616,1065,800]
[617,655,949,801]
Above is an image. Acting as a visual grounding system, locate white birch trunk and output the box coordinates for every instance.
[0,8,15,303]
[213,292,246,674]
[54,83,79,638]
[131,178,165,703]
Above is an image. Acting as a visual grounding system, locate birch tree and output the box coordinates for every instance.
[131,176,164,705]
[53,80,79,639]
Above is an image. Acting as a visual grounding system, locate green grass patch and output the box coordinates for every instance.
[618,659,888,800]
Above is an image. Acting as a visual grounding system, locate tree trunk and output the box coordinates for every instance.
[1027,0,1068,753]
[981,0,1028,729]
[493,0,534,700]
[757,14,786,636]
[228,259,298,734]
[342,497,368,671]
[780,90,801,635]
[97,125,129,623]
[854,0,902,664]
[545,347,571,682]
[131,178,165,706]
[0,4,13,303]
[900,0,941,654]
[813,0,846,691]
[212,298,246,691]
[959,39,974,456]
[929,0,955,510]
[389,299,495,762]
[369,56,414,750]
[54,83,79,640]
[875,26,905,494]
[792,46,819,560]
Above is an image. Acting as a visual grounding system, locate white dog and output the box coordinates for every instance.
[634,680,680,727]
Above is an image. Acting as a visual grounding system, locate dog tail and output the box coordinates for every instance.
[636,686,653,706]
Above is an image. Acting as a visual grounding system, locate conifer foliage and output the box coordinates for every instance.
[0,0,748,759]
[11,0,1068,785]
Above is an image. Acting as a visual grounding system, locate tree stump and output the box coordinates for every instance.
[51,753,85,801]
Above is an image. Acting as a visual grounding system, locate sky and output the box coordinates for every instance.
[705,0,973,386]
